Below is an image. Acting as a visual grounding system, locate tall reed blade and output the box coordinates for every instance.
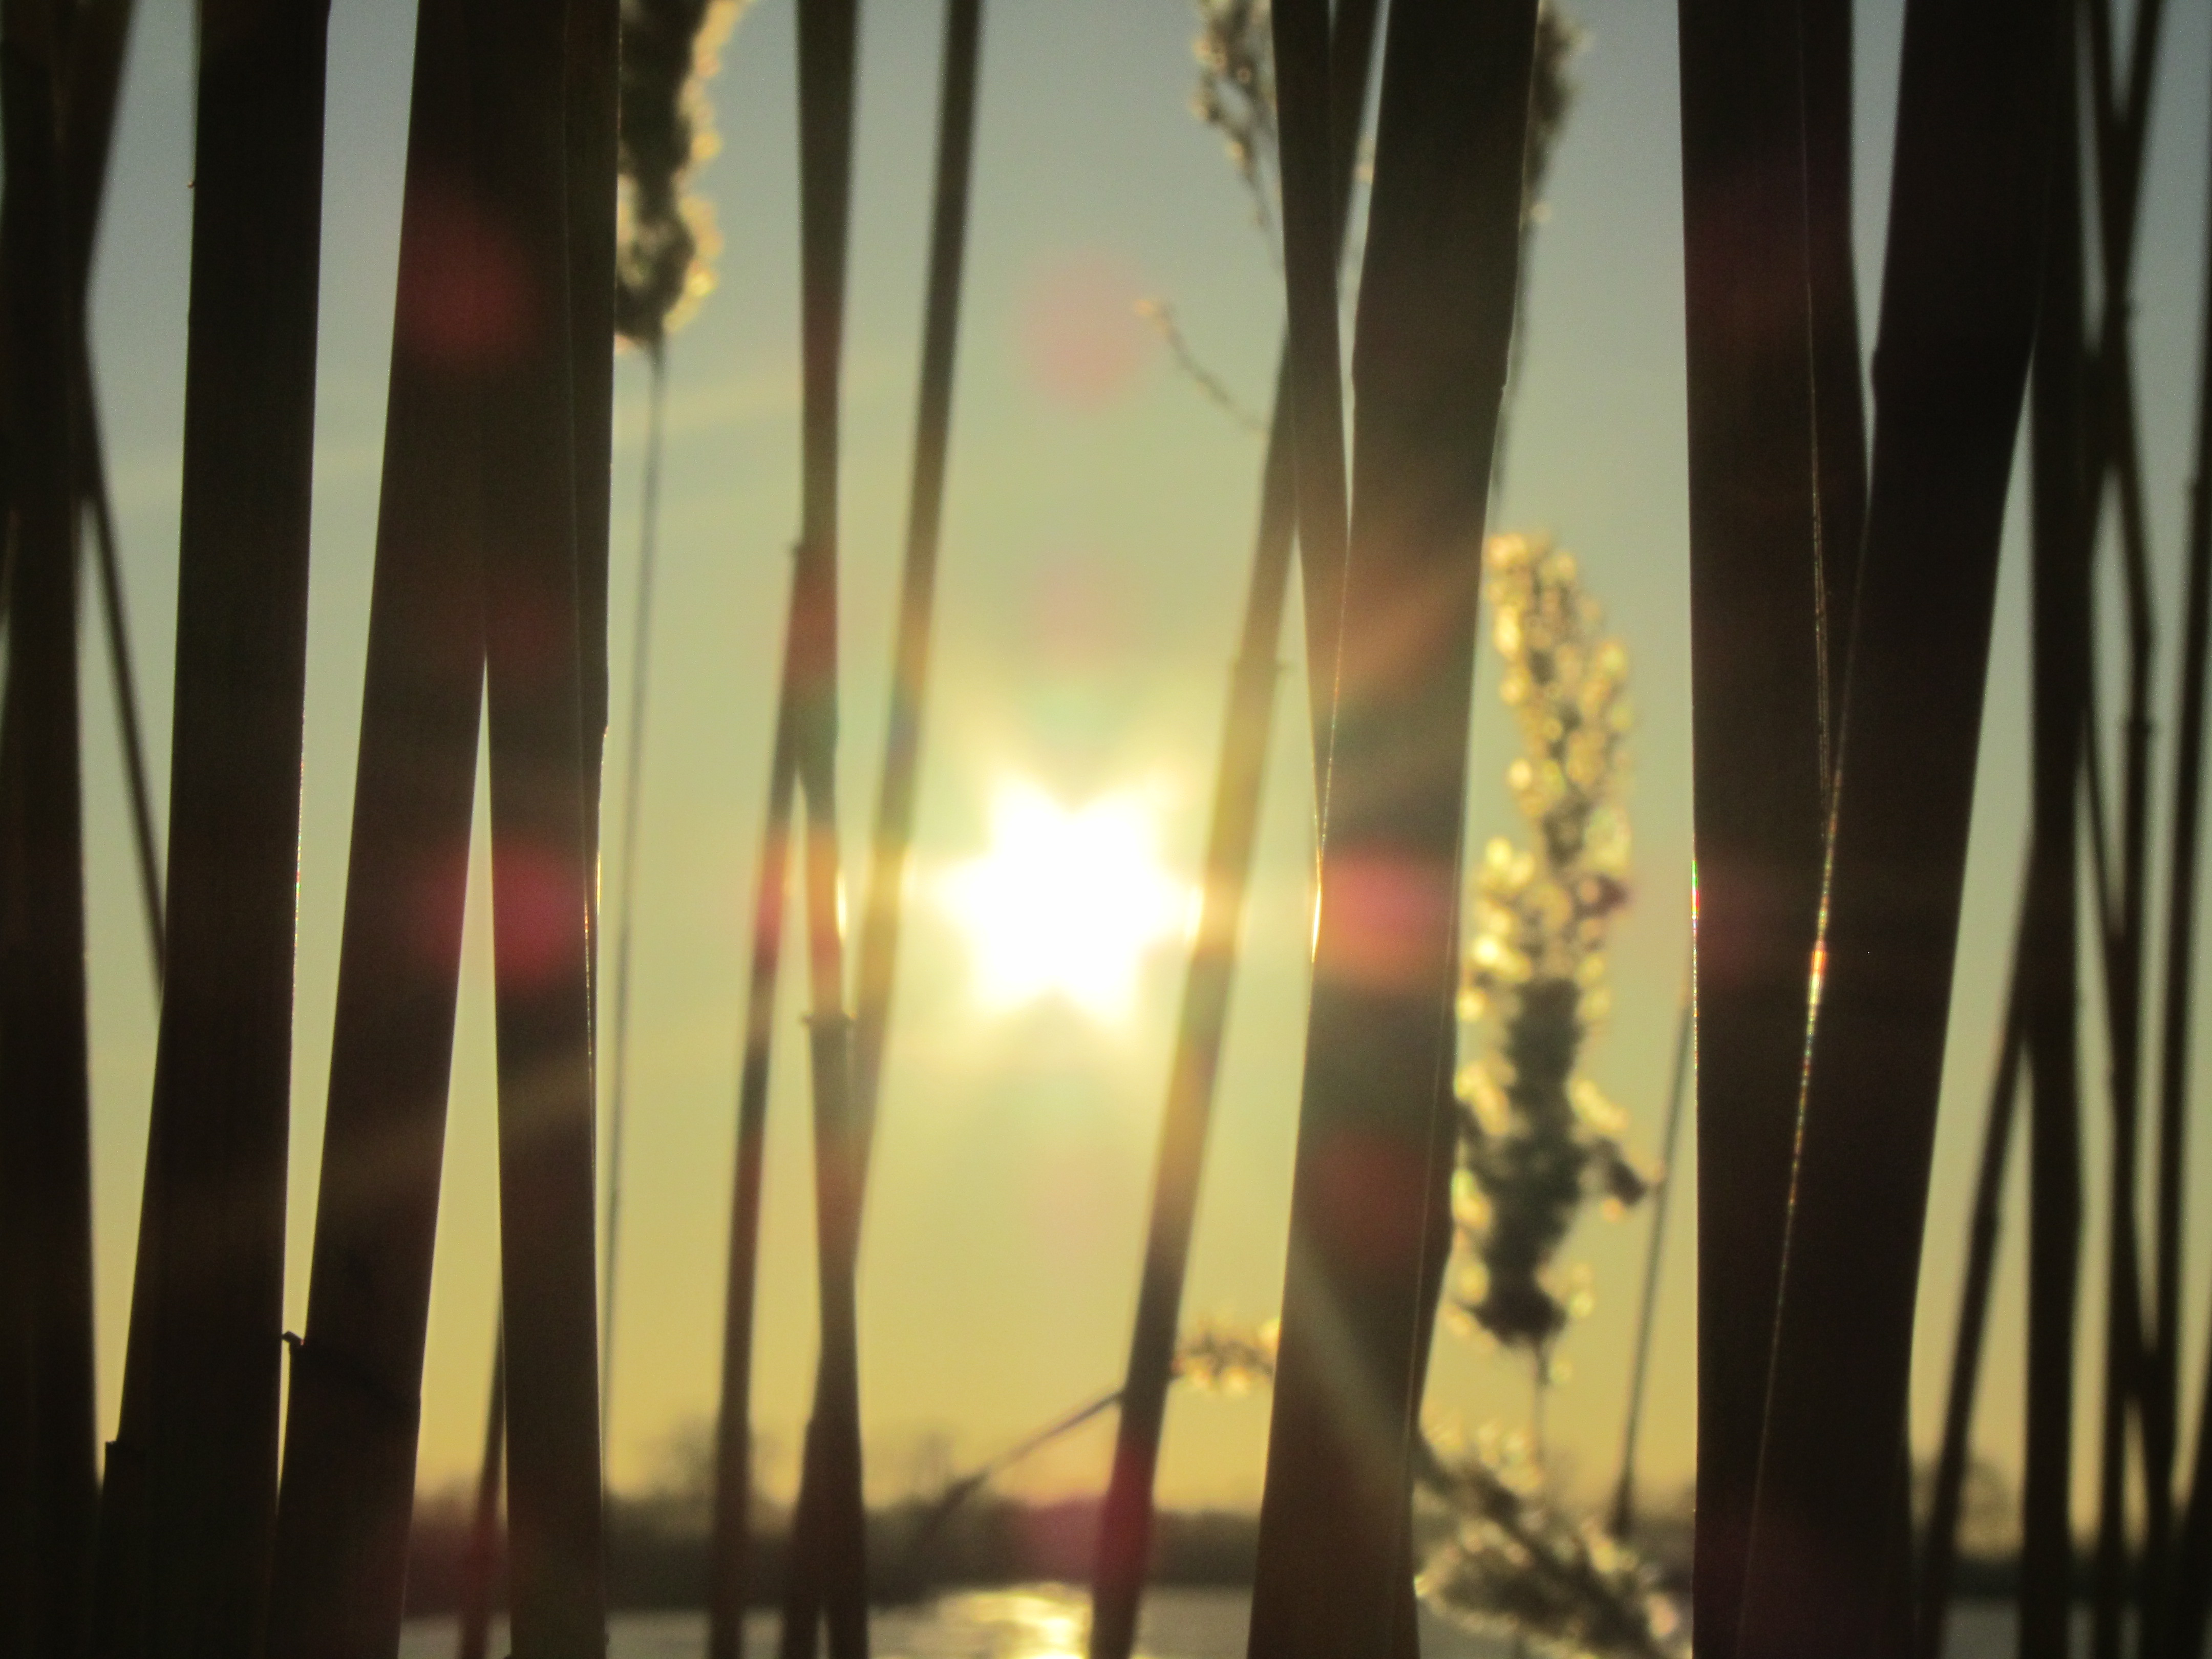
[847,0,984,1170]
[1803,0,1868,727]
[1245,4,1535,1656]
[1609,973,1693,1544]
[1089,9,1378,1659]
[1675,0,1854,1645]
[88,1,330,1650]
[1728,0,2054,1650]
[778,3,870,1655]
[468,0,610,1645]
[264,0,492,1645]
[0,0,96,1651]
[569,0,621,883]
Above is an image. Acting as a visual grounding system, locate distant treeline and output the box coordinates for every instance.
[400,1493,1270,1614]
[392,1486,2127,1617]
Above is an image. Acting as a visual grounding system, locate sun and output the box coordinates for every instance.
[939,780,1193,1020]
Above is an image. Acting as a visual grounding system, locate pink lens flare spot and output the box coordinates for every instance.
[1017,250,1152,410]
[396,178,537,368]
[492,838,586,989]
[1315,854,1457,993]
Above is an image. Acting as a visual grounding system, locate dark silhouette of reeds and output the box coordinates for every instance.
[774,5,871,1656]
[1244,4,1535,1656]
[2076,15,2162,1656]
[0,0,98,1651]
[87,2,330,1652]
[264,0,493,1644]
[2160,38,2212,1653]
[1913,903,2026,1659]
[0,107,163,1659]
[1088,7,1376,1658]
[1725,0,2052,1651]
[1674,0,1859,1645]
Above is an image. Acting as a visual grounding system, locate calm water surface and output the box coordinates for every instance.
[399,1584,2044,1658]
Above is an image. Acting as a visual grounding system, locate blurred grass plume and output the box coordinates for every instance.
[616,0,747,345]
[1190,0,1583,232]
[1417,1429,1685,1659]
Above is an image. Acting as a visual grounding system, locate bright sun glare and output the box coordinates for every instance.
[939,781,1193,1020]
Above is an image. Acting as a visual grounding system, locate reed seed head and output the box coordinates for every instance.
[1453,534,1647,1361]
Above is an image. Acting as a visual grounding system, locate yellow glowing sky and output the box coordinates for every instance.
[73,0,2212,1525]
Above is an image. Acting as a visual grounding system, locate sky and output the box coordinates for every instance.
[70,0,2212,1528]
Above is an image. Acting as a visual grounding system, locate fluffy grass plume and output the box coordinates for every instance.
[1451,534,1646,1362]
[616,0,747,344]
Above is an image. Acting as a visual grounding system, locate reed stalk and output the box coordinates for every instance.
[1803,0,1867,731]
[89,3,329,1650]
[78,382,164,980]
[263,0,490,1643]
[458,1325,507,1659]
[1728,0,2052,1649]
[1674,0,1848,1642]
[1912,897,2027,1659]
[774,8,983,1644]
[1246,4,1535,1655]
[2073,5,2166,1649]
[775,5,870,1655]
[600,345,669,1458]
[1607,975,1692,1544]
[1270,0,1351,792]
[708,637,797,1659]
[0,1,95,1651]
[2079,5,2185,1645]
[1088,9,1377,1658]
[847,0,982,1174]
[569,0,621,892]
[59,0,163,982]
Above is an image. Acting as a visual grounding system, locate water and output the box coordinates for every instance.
[399,1583,2038,1658]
